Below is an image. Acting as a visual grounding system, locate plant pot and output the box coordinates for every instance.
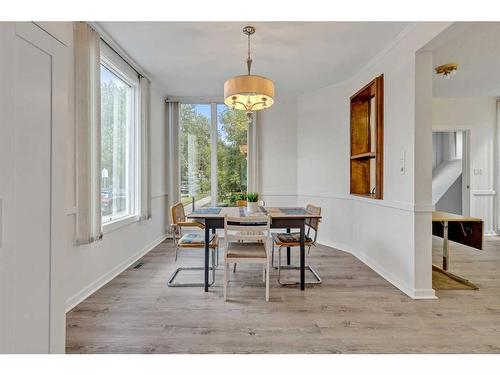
[247,201,258,213]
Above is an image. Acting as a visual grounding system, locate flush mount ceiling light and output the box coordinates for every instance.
[224,25,275,122]
[435,63,459,79]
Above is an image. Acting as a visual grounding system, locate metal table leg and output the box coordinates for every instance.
[300,220,305,291]
[204,225,210,292]
[286,227,291,265]
[443,220,449,271]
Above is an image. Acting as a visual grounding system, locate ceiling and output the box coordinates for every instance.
[98,22,410,98]
[422,22,500,98]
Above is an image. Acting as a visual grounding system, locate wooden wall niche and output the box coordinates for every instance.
[350,75,384,199]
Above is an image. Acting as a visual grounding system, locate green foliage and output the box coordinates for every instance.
[217,107,248,204]
[180,104,248,206]
[247,192,259,202]
[179,104,211,200]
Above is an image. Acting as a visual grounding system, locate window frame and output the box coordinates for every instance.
[100,42,141,231]
[177,102,254,209]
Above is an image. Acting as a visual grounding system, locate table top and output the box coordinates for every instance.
[432,210,482,223]
[187,206,322,220]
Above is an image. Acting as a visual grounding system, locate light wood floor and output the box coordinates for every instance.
[66,236,500,353]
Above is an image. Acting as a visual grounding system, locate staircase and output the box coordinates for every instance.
[432,159,462,206]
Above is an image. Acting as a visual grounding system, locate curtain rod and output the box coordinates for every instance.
[165,96,224,103]
[88,22,150,81]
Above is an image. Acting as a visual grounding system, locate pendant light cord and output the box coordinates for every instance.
[246,32,253,75]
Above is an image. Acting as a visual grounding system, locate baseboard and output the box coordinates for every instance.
[318,238,436,300]
[65,234,168,312]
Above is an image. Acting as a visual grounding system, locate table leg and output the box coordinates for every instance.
[204,225,210,292]
[286,227,291,265]
[443,221,449,271]
[300,220,305,291]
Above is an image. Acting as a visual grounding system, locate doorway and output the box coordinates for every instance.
[432,130,470,215]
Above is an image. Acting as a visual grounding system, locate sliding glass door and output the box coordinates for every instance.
[179,103,249,208]
[217,104,248,206]
[179,104,212,209]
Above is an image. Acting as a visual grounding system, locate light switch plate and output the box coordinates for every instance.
[400,151,406,174]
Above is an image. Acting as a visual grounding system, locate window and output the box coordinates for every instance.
[180,104,212,209]
[217,104,247,205]
[179,103,249,209]
[100,46,139,224]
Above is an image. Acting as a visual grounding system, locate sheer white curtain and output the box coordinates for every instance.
[166,101,180,222]
[247,113,259,193]
[74,22,102,244]
[139,76,152,220]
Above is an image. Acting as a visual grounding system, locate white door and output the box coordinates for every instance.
[0,22,67,353]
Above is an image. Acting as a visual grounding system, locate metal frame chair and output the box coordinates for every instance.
[167,202,219,287]
[224,215,271,301]
[271,204,322,286]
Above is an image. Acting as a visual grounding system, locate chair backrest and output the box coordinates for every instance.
[171,202,186,224]
[305,204,321,242]
[236,200,247,207]
[224,215,270,243]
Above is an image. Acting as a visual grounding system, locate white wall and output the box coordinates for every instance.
[0,22,70,353]
[257,97,298,207]
[432,97,498,234]
[65,82,168,311]
[56,23,168,311]
[296,23,450,299]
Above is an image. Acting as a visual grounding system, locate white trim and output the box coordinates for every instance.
[102,214,140,234]
[166,96,223,104]
[90,22,150,81]
[66,206,77,215]
[152,192,168,199]
[298,193,434,213]
[472,189,496,196]
[65,234,167,312]
[261,191,298,196]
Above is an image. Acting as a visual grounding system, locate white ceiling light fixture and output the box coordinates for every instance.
[224,25,275,123]
[435,63,459,79]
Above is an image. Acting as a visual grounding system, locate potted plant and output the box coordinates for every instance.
[246,192,259,213]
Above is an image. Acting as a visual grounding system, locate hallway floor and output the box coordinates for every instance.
[66,236,500,353]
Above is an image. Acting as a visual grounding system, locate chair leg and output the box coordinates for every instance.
[224,262,228,301]
[211,248,216,284]
[265,260,270,302]
[262,264,266,282]
[271,242,275,268]
[233,263,237,273]
[278,246,282,282]
[174,246,179,262]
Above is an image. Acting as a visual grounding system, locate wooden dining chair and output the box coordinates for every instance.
[224,215,271,301]
[232,199,266,273]
[271,204,322,286]
[167,202,219,287]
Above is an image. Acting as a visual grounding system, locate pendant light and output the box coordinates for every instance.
[224,25,275,123]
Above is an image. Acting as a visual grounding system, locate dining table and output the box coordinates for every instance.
[187,206,322,292]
